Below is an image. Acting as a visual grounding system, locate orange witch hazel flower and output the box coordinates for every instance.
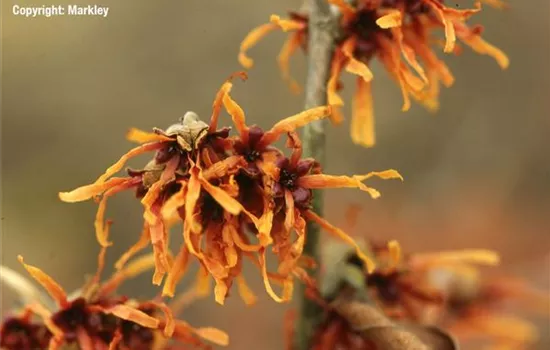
[239,0,509,147]
[359,239,501,323]
[0,249,229,350]
[58,72,402,305]
[428,259,550,349]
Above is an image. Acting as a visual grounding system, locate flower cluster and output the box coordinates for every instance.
[57,72,403,306]
[299,235,549,350]
[239,0,508,147]
[0,248,228,350]
[429,256,550,349]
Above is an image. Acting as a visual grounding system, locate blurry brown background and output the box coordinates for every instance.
[1,0,549,349]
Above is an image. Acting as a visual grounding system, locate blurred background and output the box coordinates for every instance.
[1,0,549,349]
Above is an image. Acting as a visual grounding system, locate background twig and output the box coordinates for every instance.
[295,0,339,349]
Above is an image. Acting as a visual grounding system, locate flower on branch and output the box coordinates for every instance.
[57,72,402,306]
[0,248,229,350]
[238,0,508,147]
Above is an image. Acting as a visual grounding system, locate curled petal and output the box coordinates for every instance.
[297,170,403,199]
[341,37,374,82]
[142,156,179,225]
[351,78,375,147]
[259,249,292,303]
[425,1,481,53]
[185,165,203,235]
[0,265,56,311]
[278,213,306,276]
[304,210,376,273]
[222,91,250,145]
[270,15,305,32]
[162,246,191,298]
[259,106,332,147]
[283,190,295,234]
[210,71,247,131]
[17,255,67,307]
[427,1,456,53]
[149,301,175,337]
[202,156,247,181]
[239,22,278,68]
[230,225,263,252]
[126,128,173,144]
[58,177,128,203]
[101,304,159,329]
[457,27,509,69]
[59,142,166,202]
[199,177,244,216]
[95,178,140,247]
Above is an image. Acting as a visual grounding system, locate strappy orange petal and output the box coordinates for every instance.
[184,165,203,235]
[58,177,128,203]
[327,49,346,124]
[297,170,403,199]
[239,22,279,68]
[230,224,263,252]
[456,26,509,69]
[351,77,375,147]
[202,155,247,181]
[283,189,295,234]
[190,326,230,346]
[17,256,68,307]
[101,304,159,329]
[59,142,166,202]
[222,89,250,144]
[410,249,500,270]
[376,10,402,29]
[387,240,402,269]
[259,249,292,303]
[95,178,140,247]
[162,246,191,298]
[210,71,248,132]
[270,15,306,32]
[341,37,374,82]
[259,106,332,147]
[161,180,187,221]
[147,301,175,337]
[278,212,306,276]
[304,210,376,273]
[126,128,173,144]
